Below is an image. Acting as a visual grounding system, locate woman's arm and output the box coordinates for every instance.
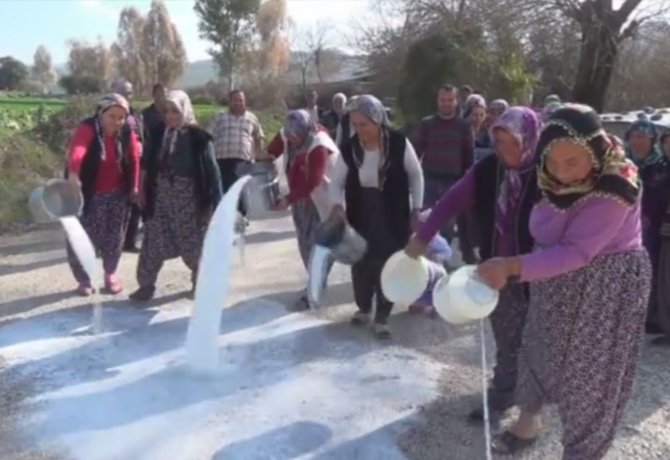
[203,142,224,207]
[129,131,141,191]
[415,166,477,243]
[335,123,343,146]
[518,197,634,282]
[328,153,349,207]
[403,138,424,211]
[286,146,329,204]
[67,123,95,179]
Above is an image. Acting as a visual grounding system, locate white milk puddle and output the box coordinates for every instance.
[185,175,252,374]
[60,216,104,335]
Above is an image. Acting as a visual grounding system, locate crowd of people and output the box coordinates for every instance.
[62,78,670,459]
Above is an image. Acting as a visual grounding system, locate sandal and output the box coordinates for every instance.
[350,311,370,326]
[373,322,391,340]
[491,430,538,454]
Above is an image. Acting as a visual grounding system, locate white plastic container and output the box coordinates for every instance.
[381,251,432,305]
[28,179,83,223]
[432,265,499,324]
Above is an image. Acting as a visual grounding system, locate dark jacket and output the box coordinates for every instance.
[340,130,411,248]
[472,154,537,262]
[321,110,342,139]
[142,124,223,219]
[68,117,135,216]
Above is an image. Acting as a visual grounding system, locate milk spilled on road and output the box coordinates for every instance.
[59,216,104,334]
[185,175,252,374]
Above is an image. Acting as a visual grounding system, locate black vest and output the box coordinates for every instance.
[341,130,411,247]
[338,113,351,149]
[142,124,215,219]
[71,117,134,215]
[473,154,537,261]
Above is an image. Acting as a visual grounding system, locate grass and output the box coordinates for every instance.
[0,96,285,232]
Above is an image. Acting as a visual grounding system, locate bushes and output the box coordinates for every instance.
[0,131,60,230]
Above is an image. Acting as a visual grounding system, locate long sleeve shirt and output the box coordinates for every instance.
[68,123,140,193]
[519,196,643,282]
[328,137,424,210]
[414,114,474,179]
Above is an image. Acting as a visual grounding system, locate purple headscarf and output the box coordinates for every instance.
[490,106,541,235]
[283,109,316,157]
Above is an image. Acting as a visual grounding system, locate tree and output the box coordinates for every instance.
[556,0,669,112]
[65,39,114,91]
[0,56,29,91]
[194,0,260,92]
[143,0,188,88]
[289,21,342,90]
[111,7,149,94]
[31,46,58,94]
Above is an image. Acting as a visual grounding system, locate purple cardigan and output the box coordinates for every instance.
[519,196,642,282]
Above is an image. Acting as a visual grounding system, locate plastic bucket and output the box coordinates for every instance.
[380,251,432,304]
[314,217,367,266]
[432,265,499,324]
[28,179,83,223]
[236,162,280,219]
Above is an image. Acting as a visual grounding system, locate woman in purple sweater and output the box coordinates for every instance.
[405,106,541,423]
[476,104,650,459]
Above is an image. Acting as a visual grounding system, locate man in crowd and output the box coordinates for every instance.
[210,89,264,219]
[112,79,145,253]
[305,90,326,125]
[142,83,167,143]
[321,92,347,140]
[413,84,477,263]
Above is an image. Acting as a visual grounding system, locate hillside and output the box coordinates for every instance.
[54,53,368,90]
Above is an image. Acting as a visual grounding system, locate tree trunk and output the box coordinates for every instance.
[571,20,619,112]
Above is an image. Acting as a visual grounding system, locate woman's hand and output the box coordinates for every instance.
[476,257,520,290]
[404,234,428,259]
[271,196,290,211]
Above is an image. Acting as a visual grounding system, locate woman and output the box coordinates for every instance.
[266,109,339,310]
[406,106,540,421]
[130,90,222,301]
[66,93,141,296]
[486,99,509,126]
[463,95,491,153]
[329,95,424,339]
[476,104,650,459]
[625,120,670,335]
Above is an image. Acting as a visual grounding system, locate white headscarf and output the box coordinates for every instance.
[163,90,197,156]
[165,90,197,127]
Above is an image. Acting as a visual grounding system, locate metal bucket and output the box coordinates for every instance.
[314,217,367,265]
[28,179,83,223]
[236,162,281,219]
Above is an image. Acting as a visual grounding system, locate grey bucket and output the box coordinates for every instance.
[235,162,281,219]
[28,179,83,223]
[314,217,367,265]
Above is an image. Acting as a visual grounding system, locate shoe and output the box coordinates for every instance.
[373,322,391,340]
[129,285,155,302]
[350,311,370,326]
[491,430,538,454]
[287,294,310,312]
[104,273,123,294]
[76,282,94,297]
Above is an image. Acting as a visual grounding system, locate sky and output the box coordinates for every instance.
[0,0,374,65]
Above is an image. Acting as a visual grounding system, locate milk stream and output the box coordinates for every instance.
[480,318,493,460]
[59,216,103,334]
[185,175,252,373]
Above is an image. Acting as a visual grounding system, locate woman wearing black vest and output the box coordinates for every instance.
[130,90,223,301]
[406,107,540,423]
[66,93,141,296]
[329,95,424,339]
